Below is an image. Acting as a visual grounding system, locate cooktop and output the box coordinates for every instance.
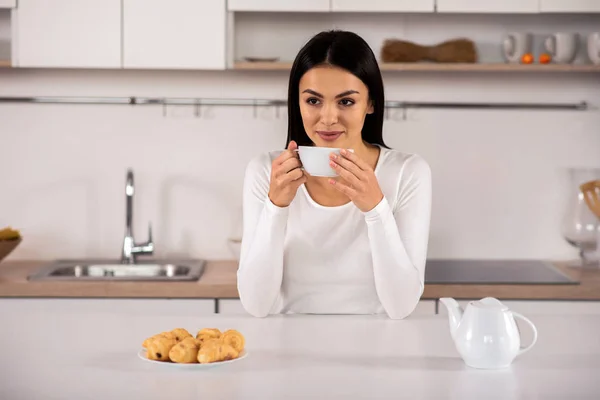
[424,259,577,285]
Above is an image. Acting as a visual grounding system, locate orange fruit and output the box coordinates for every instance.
[539,53,552,64]
[521,53,534,64]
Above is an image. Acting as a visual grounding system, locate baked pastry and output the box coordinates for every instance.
[196,328,222,344]
[146,337,177,361]
[169,337,200,363]
[196,328,221,339]
[201,338,223,348]
[218,343,239,361]
[170,328,192,342]
[143,327,244,364]
[142,331,176,349]
[222,329,245,353]
[197,342,238,363]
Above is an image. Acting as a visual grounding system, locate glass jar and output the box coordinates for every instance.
[561,168,600,266]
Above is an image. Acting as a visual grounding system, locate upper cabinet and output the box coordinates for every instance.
[331,0,435,12]
[0,0,16,8]
[540,0,600,13]
[123,0,226,70]
[227,0,330,12]
[436,0,539,13]
[14,0,121,68]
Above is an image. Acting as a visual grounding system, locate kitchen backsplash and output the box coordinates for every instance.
[2,67,599,262]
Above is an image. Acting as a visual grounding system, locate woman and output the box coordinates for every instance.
[237,30,432,319]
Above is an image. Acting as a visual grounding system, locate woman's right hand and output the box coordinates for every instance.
[268,140,307,208]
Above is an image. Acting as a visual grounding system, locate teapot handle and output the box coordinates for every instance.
[512,312,538,355]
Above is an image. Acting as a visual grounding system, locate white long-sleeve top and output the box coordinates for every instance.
[237,145,432,319]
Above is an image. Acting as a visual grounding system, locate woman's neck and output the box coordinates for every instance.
[348,141,380,171]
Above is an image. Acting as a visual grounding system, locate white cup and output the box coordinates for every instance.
[297,146,353,178]
[587,32,600,65]
[502,33,533,63]
[544,33,579,64]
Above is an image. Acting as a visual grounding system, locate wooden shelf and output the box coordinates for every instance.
[0,60,11,68]
[233,61,600,72]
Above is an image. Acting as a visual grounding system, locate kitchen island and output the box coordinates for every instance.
[1,298,599,399]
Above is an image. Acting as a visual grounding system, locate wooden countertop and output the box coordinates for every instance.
[0,260,240,298]
[0,259,599,300]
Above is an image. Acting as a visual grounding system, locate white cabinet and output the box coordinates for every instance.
[0,0,16,8]
[436,0,539,13]
[502,301,600,315]
[218,299,250,315]
[218,299,435,317]
[540,0,600,12]
[13,0,121,68]
[228,0,330,12]
[410,300,436,317]
[331,0,435,12]
[437,300,600,316]
[123,0,226,70]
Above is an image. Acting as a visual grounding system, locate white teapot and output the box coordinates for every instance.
[439,297,538,369]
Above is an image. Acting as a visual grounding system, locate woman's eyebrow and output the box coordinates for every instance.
[302,89,359,98]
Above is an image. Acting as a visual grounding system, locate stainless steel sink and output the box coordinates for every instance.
[28,259,206,281]
[28,170,208,282]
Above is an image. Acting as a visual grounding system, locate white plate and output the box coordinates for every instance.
[243,56,279,63]
[137,348,248,369]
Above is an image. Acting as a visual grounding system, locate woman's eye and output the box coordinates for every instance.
[306,98,320,105]
[339,99,355,106]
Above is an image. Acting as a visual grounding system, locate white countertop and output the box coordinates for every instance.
[1,299,599,399]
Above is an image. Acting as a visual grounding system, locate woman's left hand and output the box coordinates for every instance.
[329,149,384,213]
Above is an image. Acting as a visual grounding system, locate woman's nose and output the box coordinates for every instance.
[320,103,338,126]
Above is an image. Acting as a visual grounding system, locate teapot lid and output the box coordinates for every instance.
[471,297,508,310]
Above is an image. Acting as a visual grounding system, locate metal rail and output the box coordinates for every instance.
[0,96,590,111]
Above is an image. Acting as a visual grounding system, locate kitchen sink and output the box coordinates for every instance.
[27,259,206,281]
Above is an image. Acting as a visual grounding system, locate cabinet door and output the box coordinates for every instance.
[0,0,16,8]
[332,0,435,12]
[436,0,539,13]
[540,0,600,12]
[219,299,435,316]
[228,0,330,12]
[14,0,121,68]
[218,299,249,315]
[123,0,226,69]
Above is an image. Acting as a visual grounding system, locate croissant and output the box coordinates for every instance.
[196,328,222,344]
[169,337,200,363]
[197,342,221,363]
[218,343,239,361]
[197,342,239,363]
[222,329,245,353]
[147,337,177,361]
[142,331,176,349]
[170,328,193,342]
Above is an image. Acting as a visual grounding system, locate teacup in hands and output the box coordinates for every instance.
[297,146,353,178]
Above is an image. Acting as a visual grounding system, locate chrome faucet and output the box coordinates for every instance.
[121,169,154,264]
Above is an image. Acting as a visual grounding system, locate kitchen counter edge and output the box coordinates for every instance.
[1,259,599,300]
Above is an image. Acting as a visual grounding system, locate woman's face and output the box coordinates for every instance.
[299,65,373,148]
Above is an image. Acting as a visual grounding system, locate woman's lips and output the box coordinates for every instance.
[316,131,343,142]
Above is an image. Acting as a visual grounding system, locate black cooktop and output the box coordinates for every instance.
[424,259,578,285]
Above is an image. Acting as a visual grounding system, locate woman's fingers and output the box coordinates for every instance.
[277,156,302,176]
[339,148,371,171]
[279,167,305,185]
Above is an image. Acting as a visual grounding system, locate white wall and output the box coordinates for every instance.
[1,12,599,262]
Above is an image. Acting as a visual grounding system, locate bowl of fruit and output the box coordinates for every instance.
[0,227,21,263]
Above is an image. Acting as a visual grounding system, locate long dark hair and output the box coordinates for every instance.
[285,30,388,148]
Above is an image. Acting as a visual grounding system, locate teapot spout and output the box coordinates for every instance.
[439,297,463,338]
